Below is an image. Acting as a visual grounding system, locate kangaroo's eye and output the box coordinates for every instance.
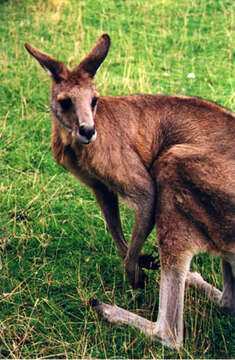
[59,97,72,111]
[91,97,98,109]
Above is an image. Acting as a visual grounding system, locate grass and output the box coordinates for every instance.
[0,0,234,358]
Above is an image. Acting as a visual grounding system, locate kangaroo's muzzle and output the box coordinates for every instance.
[72,123,97,144]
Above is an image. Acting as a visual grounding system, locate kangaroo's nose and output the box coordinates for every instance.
[79,125,95,141]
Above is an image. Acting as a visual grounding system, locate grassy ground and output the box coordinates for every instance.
[0,0,234,358]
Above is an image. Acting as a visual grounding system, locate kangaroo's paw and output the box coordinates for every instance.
[124,261,149,289]
[138,247,160,270]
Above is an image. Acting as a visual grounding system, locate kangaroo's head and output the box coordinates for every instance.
[25,34,110,145]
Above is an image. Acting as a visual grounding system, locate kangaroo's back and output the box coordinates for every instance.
[93,94,235,166]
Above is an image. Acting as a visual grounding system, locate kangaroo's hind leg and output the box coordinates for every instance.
[92,146,203,349]
[186,271,222,306]
[221,258,235,314]
[168,145,235,314]
[187,257,235,315]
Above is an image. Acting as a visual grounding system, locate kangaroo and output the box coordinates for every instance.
[25,34,235,349]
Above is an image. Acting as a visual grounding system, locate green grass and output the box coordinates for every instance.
[0,0,234,358]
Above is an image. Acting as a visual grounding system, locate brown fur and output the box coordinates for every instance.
[25,34,235,348]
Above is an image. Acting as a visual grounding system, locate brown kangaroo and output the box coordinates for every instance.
[25,34,235,349]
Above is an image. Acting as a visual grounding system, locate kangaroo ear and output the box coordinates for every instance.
[75,34,111,78]
[24,43,68,83]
